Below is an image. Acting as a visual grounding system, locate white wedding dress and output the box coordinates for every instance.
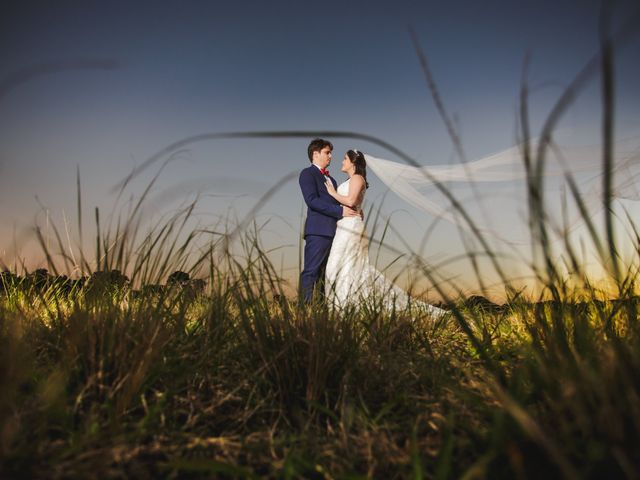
[325,178,446,316]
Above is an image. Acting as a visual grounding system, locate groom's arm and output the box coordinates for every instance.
[299,169,343,219]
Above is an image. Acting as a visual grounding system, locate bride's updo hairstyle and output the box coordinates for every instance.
[347,149,369,188]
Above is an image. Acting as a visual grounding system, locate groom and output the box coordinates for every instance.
[299,138,358,303]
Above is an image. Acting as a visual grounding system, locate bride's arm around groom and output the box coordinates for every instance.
[299,167,344,220]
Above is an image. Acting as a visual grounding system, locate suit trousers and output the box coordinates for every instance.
[300,234,333,303]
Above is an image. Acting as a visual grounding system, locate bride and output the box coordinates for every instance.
[324,149,446,316]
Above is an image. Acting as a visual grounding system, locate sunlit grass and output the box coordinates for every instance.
[1,212,639,478]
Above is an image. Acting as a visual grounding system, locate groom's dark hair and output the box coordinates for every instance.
[307,138,333,162]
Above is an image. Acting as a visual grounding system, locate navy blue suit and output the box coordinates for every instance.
[299,165,343,302]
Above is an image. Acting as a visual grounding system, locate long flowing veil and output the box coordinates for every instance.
[363,135,640,246]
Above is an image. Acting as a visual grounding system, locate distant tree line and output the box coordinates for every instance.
[0,268,206,297]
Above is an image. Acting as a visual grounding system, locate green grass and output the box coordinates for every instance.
[1,231,639,478]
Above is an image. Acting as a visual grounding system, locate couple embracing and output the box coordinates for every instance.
[299,138,444,315]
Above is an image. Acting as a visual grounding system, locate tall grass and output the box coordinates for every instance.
[2,167,639,479]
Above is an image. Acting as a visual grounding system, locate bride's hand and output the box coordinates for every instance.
[325,179,337,196]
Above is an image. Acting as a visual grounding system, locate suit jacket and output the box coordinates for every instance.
[299,164,343,237]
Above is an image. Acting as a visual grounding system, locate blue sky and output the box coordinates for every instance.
[1,0,639,294]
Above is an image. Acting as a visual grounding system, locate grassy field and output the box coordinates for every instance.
[1,231,639,479]
[2,134,640,477]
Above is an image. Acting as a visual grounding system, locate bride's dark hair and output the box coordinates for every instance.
[347,149,369,188]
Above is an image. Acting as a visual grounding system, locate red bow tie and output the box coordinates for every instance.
[320,168,329,176]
